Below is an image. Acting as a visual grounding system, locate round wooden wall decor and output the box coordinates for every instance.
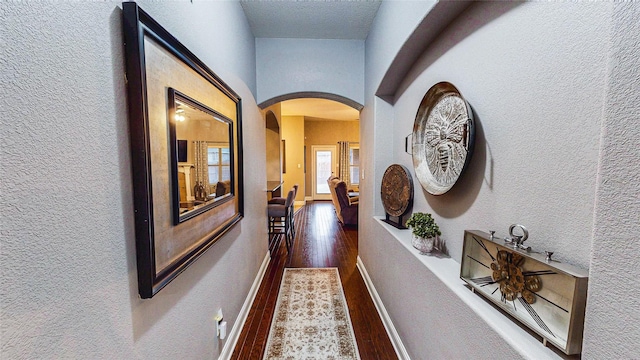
[411,82,475,195]
[381,164,413,220]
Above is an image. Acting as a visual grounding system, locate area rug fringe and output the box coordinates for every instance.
[263,268,361,360]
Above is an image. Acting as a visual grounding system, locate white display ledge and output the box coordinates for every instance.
[374,217,562,360]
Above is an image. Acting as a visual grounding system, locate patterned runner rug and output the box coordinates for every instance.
[263,268,361,359]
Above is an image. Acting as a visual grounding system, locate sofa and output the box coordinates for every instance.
[327,176,358,225]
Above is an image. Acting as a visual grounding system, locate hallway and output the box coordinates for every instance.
[232,201,397,359]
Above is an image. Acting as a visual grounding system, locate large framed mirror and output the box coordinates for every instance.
[123,3,243,298]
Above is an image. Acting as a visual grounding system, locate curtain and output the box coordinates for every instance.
[338,141,350,186]
[193,141,210,200]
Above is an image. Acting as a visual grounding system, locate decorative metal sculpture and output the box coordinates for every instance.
[412,82,475,195]
[380,164,413,229]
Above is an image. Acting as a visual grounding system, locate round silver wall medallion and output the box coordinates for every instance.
[412,82,475,195]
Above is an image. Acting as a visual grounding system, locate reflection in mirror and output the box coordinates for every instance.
[168,88,234,224]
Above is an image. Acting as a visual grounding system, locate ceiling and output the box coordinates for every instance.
[240,0,381,121]
[239,0,382,40]
[280,98,360,121]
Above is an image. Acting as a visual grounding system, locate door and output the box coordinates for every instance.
[311,145,336,200]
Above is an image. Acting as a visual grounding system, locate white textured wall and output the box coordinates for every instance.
[582,2,640,358]
[361,0,437,226]
[256,38,365,106]
[1,2,266,359]
[361,1,638,358]
[394,1,609,268]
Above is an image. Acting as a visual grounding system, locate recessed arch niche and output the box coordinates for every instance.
[265,110,282,186]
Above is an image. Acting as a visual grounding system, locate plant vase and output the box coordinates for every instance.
[412,235,436,254]
[406,212,441,254]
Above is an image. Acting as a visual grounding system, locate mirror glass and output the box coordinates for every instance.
[169,88,234,224]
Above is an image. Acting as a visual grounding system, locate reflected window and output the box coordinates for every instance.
[208,146,231,183]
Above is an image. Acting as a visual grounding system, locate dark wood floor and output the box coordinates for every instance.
[231,201,397,359]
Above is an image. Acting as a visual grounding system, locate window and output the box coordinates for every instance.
[208,146,231,184]
[349,146,359,185]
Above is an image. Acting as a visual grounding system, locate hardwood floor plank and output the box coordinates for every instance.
[231,201,397,359]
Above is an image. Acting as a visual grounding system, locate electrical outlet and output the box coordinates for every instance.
[219,321,227,340]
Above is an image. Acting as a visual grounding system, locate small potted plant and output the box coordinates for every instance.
[405,212,441,254]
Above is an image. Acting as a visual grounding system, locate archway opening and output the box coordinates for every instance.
[273,98,360,204]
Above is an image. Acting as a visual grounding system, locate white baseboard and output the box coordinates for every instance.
[356,256,411,360]
[218,252,271,360]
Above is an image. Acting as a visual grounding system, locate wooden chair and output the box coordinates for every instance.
[268,184,298,236]
[267,189,296,252]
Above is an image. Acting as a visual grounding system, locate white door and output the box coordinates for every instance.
[311,145,336,200]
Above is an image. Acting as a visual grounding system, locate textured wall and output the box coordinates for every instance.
[304,120,360,197]
[582,2,640,358]
[359,1,634,358]
[256,38,365,106]
[361,0,438,222]
[393,1,609,268]
[1,2,266,358]
[281,116,306,202]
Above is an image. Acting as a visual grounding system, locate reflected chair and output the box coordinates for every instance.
[268,189,296,252]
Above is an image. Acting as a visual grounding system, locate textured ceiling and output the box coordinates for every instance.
[239,0,382,40]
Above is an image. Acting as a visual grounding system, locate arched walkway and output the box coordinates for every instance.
[258,91,363,112]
